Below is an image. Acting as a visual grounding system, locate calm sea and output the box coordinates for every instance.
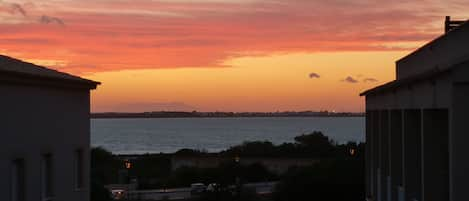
[91,117,365,154]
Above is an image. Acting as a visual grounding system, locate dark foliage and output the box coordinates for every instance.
[128,154,171,189]
[166,161,278,188]
[91,179,112,201]
[221,131,341,157]
[174,148,208,156]
[274,149,365,201]
[91,147,120,201]
[91,131,365,201]
[91,147,121,184]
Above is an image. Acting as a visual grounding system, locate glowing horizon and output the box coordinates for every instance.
[1,0,467,112]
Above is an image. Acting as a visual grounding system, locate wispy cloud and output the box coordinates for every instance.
[309,72,320,79]
[0,2,67,27]
[342,76,359,83]
[39,15,65,26]
[0,2,27,16]
[10,3,26,16]
[363,77,379,82]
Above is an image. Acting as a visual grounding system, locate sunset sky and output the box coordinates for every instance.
[1,0,467,112]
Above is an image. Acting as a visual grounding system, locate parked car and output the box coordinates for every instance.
[191,183,206,195]
[206,183,219,192]
[110,189,126,200]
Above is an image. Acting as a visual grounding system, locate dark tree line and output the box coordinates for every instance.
[91,131,365,201]
[221,131,360,158]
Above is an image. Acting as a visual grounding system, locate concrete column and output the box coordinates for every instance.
[451,84,469,201]
[390,110,403,201]
[372,110,381,200]
[366,111,373,198]
[380,110,390,201]
[400,109,406,201]
[422,109,449,201]
[403,109,422,201]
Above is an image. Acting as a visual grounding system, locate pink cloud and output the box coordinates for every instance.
[0,0,466,74]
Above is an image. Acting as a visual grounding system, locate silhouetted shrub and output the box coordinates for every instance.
[175,148,208,156]
[221,131,342,158]
[91,147,119,201]
[91,147,121,184]
[91,179,112,201]
[274,158,364,201]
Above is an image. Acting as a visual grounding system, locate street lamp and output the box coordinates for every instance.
[349,148,356,156]
[235,156,240,163]
[124,160,132,169]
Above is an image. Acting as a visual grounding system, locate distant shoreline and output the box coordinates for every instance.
[91,111,365,119]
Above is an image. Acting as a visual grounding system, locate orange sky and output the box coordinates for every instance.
[1,0,467,112]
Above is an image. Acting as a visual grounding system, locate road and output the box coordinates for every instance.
[126,182,278,200]
[127,188,191,200]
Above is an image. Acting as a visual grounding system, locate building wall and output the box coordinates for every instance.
[365,73,452,111]
[0,84,90,201]
[389,110,402,201]
[450,82,469,201]
[365,66,469,201]
[397,24,469,79]
[422,109,449,201]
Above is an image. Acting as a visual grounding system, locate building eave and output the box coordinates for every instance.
[0,70,101,90]
[360,68,450,97]
[0,55,100,90]
[361,58,469,97]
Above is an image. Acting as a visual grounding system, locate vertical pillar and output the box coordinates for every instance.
[372,110,381,200]
[403,109,422,201]
[390,110,403,201]
[400,109,406,201]
[422,109,449,201]
[366,111,372,198]
[380,110,390,201]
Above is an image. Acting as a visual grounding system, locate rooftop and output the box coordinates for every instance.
[0,55,100,89]
[361,16,469,96]
[396,17,469,65]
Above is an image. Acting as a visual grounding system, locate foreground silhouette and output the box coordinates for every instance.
[91,131,364,201]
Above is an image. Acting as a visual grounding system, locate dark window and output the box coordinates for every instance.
[11,158,25,201]
[74,149,84,189]
[42,154,54,200]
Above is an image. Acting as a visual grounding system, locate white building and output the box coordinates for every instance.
[0,55,99,201]
[361,17,469,201]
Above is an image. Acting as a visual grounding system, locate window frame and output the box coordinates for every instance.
[11,158,25,201]
[74,149,85,190]
[41,153,54,201]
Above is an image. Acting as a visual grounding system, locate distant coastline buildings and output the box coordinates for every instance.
[91,111,364,118]
[362,17,469,201]
[0,56,99,201]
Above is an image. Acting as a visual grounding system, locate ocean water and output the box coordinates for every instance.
[91,117,365,154]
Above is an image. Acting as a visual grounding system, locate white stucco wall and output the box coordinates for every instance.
[0,84,90,201]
